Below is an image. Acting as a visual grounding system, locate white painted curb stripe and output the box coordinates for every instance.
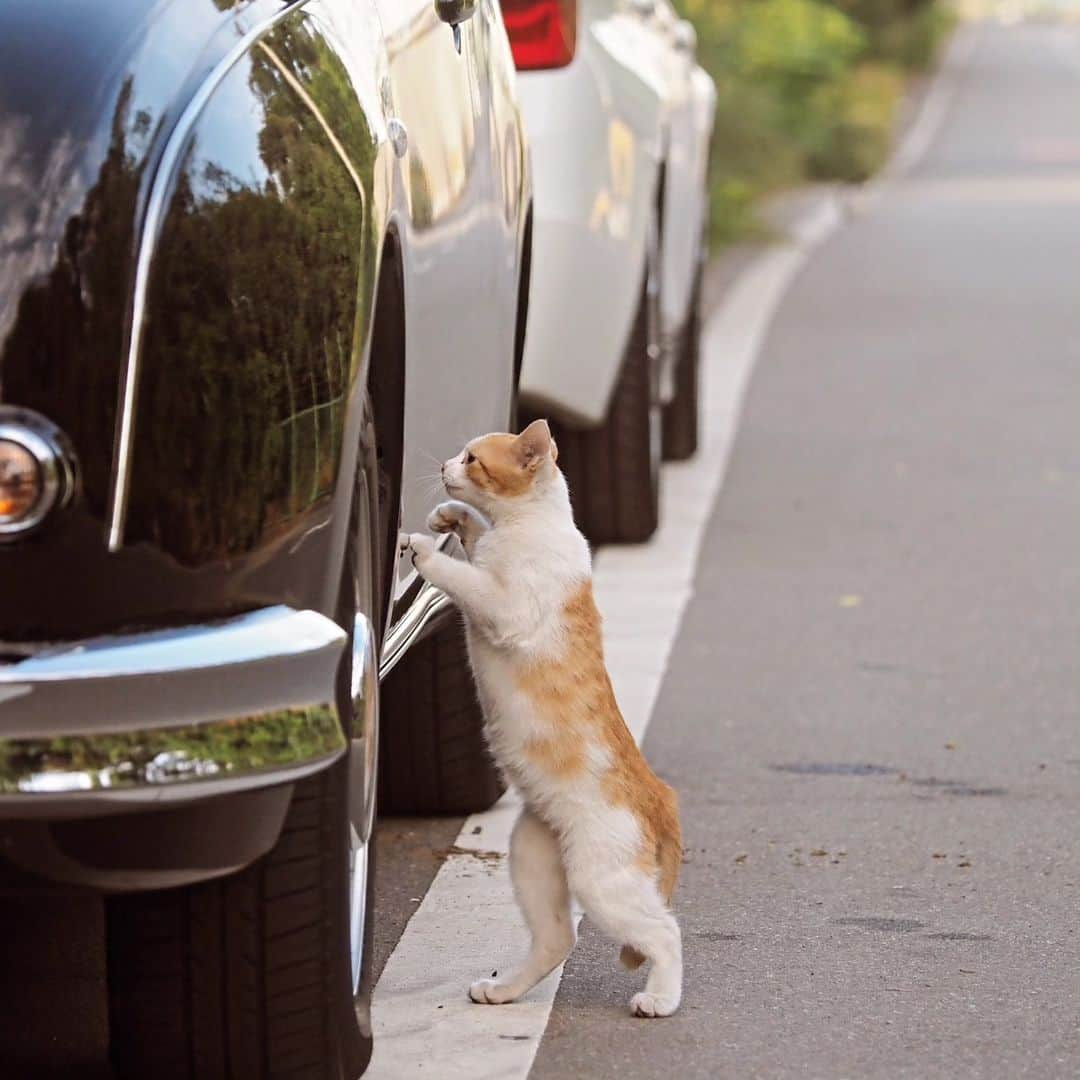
[366,195,843,1079]
[887,24,979,181]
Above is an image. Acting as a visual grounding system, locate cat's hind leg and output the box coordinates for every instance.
[469,809,575,1005]
[571,867,682,1018]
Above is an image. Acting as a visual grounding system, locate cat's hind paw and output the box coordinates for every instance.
[630,991,679,1018]
[469,978,517,1006]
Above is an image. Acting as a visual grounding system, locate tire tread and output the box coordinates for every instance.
[548,283,660,545]
[379,618,504,816]
[662,265,702,462]
[106,762,369,1079]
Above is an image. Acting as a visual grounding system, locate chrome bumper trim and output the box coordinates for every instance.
[379,580,454,679]
[0,606,353,806]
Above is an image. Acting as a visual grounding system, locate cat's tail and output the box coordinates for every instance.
[656,801,683,904]
[619,798,682,971]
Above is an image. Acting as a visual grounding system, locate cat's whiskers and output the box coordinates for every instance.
[410,472,448,502]
[410,469,444,487]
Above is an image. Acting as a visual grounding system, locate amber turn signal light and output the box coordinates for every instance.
[0,439,42,523]
[0,408,78,540]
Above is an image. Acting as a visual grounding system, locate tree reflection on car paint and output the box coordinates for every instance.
[0,705,344,793]
[0,78,150,518]
[126,17,378,566]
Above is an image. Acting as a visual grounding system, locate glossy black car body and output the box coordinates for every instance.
[0,0,530,1073]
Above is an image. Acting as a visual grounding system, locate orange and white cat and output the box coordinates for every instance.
[404,419,682,1018]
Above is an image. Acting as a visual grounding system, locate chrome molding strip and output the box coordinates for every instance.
[379,580,455,679]
[106,0,311,550]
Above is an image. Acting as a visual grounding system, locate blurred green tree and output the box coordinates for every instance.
[677,0,951,243]
[127,17,378,564]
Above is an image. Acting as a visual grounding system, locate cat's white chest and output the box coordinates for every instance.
[465,635,539,750]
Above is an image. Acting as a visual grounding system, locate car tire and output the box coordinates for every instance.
[106,760,370,1080]
[378,616,505,816]
[552,279,661,545]
[106,447,380,1080]
[662,263,703,462]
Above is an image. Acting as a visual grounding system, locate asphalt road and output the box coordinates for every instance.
[527,22,1080,1079]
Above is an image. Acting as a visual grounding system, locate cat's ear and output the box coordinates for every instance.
[516,418,553,470]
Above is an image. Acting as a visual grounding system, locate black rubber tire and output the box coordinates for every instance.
[106,444,378,1080]
[551,284,661,545]
[662,266,702,462]
[106,759,370,1080]
[378,616,505,816]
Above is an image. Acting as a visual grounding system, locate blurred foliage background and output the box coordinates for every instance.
[677,0,954,244]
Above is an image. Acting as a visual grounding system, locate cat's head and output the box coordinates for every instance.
[442,419,560,516]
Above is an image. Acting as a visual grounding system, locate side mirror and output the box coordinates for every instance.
[674,19,697,55]
[434,0,477,25]
[434,0,477,53]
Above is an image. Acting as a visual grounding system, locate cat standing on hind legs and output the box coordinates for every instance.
[404,419,683,1018]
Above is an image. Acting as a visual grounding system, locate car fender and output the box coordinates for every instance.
[516,5,668,428]
[657,56,712,336]
[375,0,529,610]
[0,0,402,638]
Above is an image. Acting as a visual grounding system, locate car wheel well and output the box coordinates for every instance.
[655,159,667,247]
[368,230,406,630]
[511,206,533,428]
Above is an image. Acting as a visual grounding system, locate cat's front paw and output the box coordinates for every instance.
[630,991,679,1018]
[468,978,517,1006]
[427,500,468,535]
[405,532,436,569]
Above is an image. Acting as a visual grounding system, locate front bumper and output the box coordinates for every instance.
[0,606,358,817]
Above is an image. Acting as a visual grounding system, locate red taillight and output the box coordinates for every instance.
[502,0,577,70]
